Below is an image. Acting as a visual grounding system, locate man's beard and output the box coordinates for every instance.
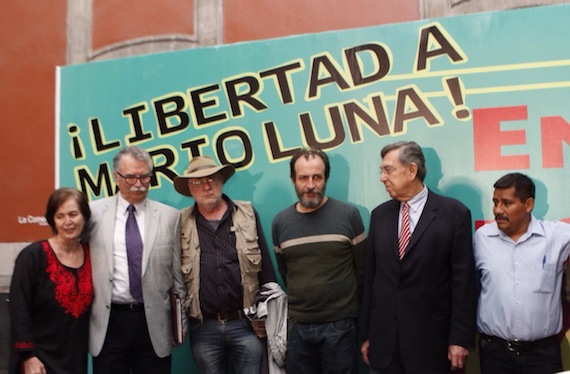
[296,187,325,209]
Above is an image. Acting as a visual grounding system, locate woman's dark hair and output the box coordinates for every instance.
[45,188,91,234]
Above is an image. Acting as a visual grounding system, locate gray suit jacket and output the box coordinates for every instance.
[88,195,185,358]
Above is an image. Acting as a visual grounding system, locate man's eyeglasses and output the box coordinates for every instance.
[117,172,152,185]
[379,166,402,176]
[189,176,220,186]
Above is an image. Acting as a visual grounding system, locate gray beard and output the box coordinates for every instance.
[297,187,326,209]
[299,196,322,209]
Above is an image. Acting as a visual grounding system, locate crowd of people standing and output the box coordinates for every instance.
[8,142,570,374]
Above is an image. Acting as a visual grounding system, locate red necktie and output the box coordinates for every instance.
[398,202,410,260]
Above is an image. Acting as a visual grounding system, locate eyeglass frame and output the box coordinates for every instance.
[379,163,415,176]
[188,174,222,186]
[379,165,401,176]
[116,172,153,185]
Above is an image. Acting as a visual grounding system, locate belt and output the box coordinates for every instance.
[112,302,145,312]
[202,310,244,323]
[480,333,556,355]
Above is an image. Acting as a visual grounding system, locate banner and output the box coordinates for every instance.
[58,4,570,372]
[58,5,570,231]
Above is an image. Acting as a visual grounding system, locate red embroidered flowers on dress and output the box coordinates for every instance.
[42,241,93,318]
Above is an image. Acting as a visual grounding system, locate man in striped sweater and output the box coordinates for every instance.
[272,147,367,374]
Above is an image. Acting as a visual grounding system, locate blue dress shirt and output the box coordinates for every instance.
[474,215,570,341]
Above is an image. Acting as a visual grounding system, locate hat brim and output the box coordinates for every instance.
[174,164,235,197]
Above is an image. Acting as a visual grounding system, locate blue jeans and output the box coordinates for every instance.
[286,318,357,374]
[188,318,263,374]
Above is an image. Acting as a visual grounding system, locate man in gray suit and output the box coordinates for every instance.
[88,146,186,373]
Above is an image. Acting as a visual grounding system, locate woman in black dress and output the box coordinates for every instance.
[9,188,93,374]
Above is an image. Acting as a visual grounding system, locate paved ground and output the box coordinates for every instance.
[0,294,9,374]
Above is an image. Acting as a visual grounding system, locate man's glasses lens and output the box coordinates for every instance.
[118,172,152,185]
[190,176,220,186]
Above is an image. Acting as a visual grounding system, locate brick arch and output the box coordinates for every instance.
[66,0,222,64]
[421,0,570,18]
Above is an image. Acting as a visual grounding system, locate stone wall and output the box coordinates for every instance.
[0,243,28,293]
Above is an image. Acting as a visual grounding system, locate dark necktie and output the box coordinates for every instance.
[398,202,410,260]
[126,204,143,303]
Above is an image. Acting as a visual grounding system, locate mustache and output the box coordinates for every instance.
[303,187,322,193]
[129,186,147,192]
[495,215,508,221]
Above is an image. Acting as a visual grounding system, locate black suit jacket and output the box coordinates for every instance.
[360,190,477,372]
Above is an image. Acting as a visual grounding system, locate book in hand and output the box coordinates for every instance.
[170,291,183,344]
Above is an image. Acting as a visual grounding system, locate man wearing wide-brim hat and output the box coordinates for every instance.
[174,155,276,373]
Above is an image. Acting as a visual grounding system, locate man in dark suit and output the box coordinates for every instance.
[360,141,477,373]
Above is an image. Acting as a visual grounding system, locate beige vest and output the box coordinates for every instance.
[180,200,262,320]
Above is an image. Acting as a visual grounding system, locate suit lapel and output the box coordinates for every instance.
[406,190,437,254]
[142,201,158,276]
[102,197,119,275]
[387,199,401,259]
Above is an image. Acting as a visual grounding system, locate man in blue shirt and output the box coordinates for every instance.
[475,172,570,373]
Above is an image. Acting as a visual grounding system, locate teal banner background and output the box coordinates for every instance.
[58,4,570,372]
